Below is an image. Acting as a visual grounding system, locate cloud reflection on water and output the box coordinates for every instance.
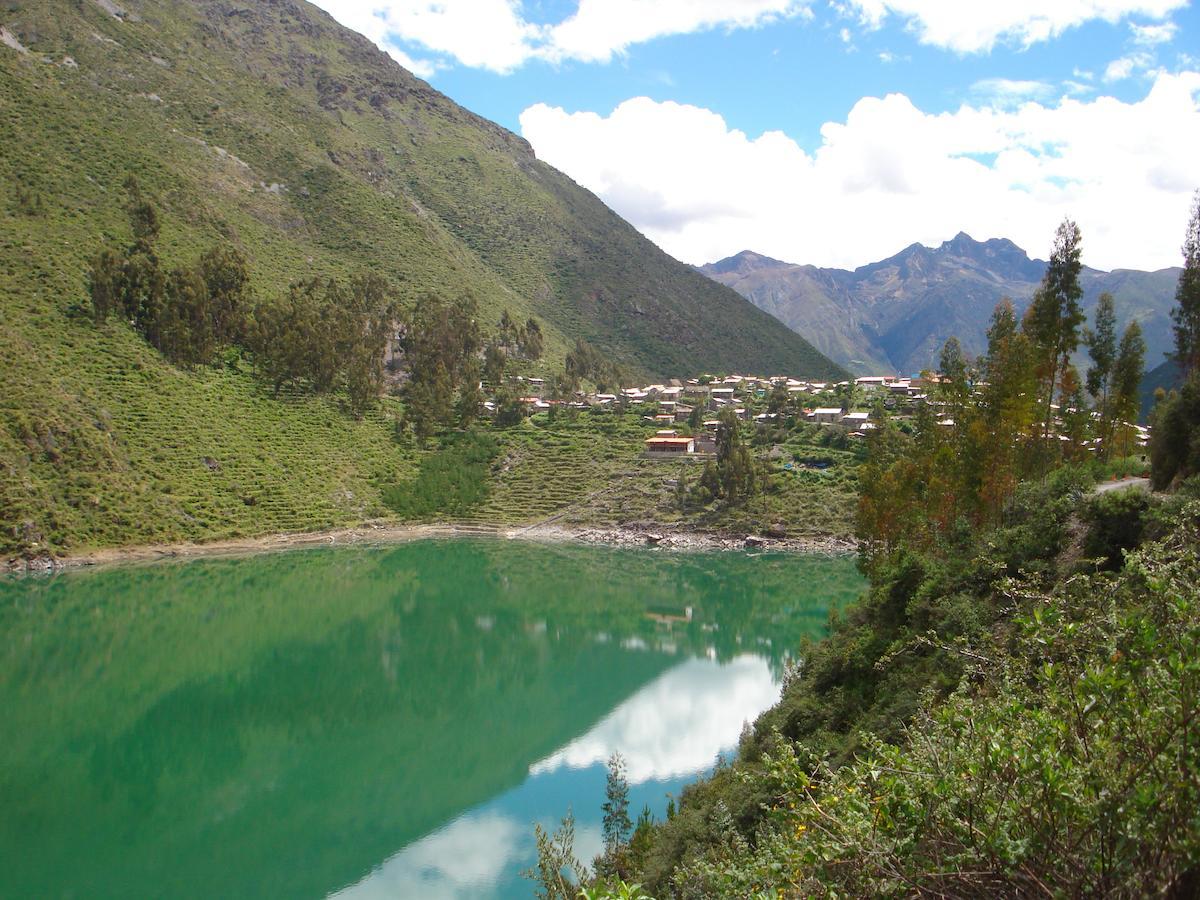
[331,811,526,900]
[334,654,779,898]
[530,654,778,784]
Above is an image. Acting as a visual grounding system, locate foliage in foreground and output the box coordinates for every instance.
[671,500,1200,897]
[562,487,1200,898]
[1150,370,1200,489]
[627,467,1097,892]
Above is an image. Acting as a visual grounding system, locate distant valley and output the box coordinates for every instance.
[701,234,1180,376]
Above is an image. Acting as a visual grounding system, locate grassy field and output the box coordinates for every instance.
[545,425,861,538]
[1,318,416,555]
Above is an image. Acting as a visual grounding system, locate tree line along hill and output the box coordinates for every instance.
[0,0,843,557]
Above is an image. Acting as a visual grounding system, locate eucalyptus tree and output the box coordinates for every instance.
[1111,321,1146,457]
[1086,293,1118,456]
[1023,219,1085,443]
[1173,190,1200,377]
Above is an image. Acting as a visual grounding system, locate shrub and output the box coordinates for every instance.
[381,431,499,518]
[1083,487,1152,570]
[1150,372,1200,489]
[672,502,1200,898]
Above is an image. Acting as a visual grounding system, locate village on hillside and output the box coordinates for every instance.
[483,372,1152,459]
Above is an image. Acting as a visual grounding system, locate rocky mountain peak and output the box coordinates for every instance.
[702,250,792,277]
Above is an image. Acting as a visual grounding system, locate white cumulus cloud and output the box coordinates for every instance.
[544,0,811,65]
[519,72,1200,271]
[1104,52,1156,82]
[312,0,539,74]
[840,0,1186,53]
[1130,20,1178,44]
[331,811,526,899]
[312,0,811,74]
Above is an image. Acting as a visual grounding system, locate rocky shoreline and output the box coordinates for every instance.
[513,522,856,555]
[3,519,857,574]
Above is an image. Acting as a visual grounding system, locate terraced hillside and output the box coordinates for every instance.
[0,0,843,557]
[477,416,652,526]
[0,319,416,554]
[470,414,859,540]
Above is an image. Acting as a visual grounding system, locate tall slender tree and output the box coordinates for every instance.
[400,291,482,438]
[1058,365,1091,460]
[1085,292,1118,403]
[521,317,544,360]
[198,245,251,347]
[497,309,517,351]
[715,406,758,501]
[1086,293,1118,457]
[1111,321,1146,457]
[602,752,632,856]
[1173,189,1200,377]
[937,336,970,423]
[977,299,1037,519]
[1023,219,1085,443]
[87,249,123,324]
[483,340,506,387]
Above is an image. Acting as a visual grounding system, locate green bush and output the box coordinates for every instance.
[1083,487,1152,570]
[991,464,1094,575]
[1150,372,1200,489]
[381,431,499,519]
[628,466,1124,896]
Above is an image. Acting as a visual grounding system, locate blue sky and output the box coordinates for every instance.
[313,1,1200,270]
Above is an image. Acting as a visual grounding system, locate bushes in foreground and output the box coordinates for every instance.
[1150,371,1200,489]
[584,470,1200,898]
[669,500,1200,897]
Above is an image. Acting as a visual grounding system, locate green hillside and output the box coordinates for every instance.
[0,0,843,558]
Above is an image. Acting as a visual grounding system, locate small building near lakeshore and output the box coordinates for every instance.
[644,435,696,456]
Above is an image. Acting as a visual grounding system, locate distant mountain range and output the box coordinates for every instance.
[701,234,1180,377]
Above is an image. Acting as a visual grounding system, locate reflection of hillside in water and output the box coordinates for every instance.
[338,654,781,899]
[0,540,862,899]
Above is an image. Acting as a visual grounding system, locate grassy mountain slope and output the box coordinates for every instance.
[0,0,842,557]
[703,234,1180,376]
[0,0,841,378]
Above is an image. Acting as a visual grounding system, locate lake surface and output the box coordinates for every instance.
[0,539,863,898]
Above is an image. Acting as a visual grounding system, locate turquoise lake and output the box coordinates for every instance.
[0,538,863,898]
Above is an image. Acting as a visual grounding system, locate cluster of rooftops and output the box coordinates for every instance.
[483,373,946,456]
[635,375,936,455]
[484,370,1150,458]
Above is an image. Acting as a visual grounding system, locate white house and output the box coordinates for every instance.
[810,407,844,424]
